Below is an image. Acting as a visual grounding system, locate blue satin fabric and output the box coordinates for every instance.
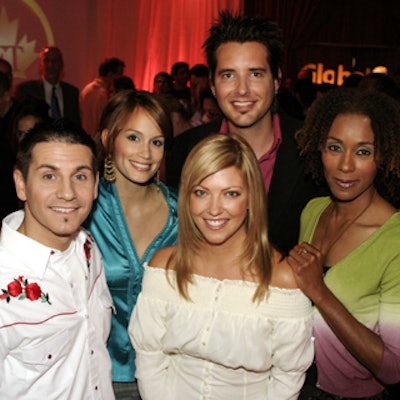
[84,178,178,381]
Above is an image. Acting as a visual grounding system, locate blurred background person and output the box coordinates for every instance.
[9,95,50,154]
[112,75,136,95]
[170,61,190,101]
[15,46,81,125]
[197,87,221,125]
[0,71,19,223]
[189,63,210,122]
[80,57,125,137]
[153,72,173,98]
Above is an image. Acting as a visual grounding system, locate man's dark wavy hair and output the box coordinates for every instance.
[203,11,284,83]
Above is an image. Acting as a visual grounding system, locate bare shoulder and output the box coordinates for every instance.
[148,246,176,269]
[270,249,298,289]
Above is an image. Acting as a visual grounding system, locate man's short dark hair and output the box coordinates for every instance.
[16,119,98,179]
[203,11,284,83]
[171,62,189,77]
[99,57,125,77]
[189,64,209,78]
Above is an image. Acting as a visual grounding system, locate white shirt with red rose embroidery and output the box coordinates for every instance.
[0,210,115,400]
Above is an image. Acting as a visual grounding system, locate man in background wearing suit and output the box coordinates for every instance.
[15,46,81,126]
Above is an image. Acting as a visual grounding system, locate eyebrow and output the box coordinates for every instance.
[124,129,164,139]
[217,67,267,73]
[37,164,93,172]
[194,184,244,191]
[326,136,374,146]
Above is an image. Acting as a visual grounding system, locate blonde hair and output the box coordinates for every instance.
[168,134,272,301]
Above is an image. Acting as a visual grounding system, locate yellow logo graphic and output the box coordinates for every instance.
[0,1,54,79]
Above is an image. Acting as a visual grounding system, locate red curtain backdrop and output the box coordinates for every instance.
[1,0,243,92]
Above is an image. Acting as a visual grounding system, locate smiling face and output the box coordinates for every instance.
[111,107,165,185]
[14,142,98,250]
[322,113,378,203]
[211,41,280,132]
[189,165,249,247]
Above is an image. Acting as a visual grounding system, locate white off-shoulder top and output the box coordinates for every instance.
[128,265,314,400]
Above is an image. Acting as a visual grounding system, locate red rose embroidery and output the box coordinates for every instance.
[7,280,22,297]
[0,276,51,304]
[84,238,92,269]
[25,283,42,301]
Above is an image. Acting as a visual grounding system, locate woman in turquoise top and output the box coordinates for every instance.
[287,88,400,399]
[84,90,178,400]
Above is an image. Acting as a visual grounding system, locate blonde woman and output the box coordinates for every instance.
[129,134,314,399]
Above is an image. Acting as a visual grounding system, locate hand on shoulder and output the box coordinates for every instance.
[149,246,176,269]
[270,249,299,289]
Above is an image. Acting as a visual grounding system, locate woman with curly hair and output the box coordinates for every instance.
[288,87,400,399]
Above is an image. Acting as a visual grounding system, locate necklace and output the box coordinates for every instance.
[319,191,375,261]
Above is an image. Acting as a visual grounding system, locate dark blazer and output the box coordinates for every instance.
[165,110,326,255]
[15,79,81,126]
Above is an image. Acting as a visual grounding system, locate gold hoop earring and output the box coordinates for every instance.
[104,154,116,183]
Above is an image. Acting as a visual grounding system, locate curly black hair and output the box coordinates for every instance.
[296,87,400,205]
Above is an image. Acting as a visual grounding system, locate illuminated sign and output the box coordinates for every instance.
[0,1,54,79]
[301,63,374,86]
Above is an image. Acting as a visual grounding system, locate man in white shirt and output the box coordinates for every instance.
[80,57,125,138]
[0,119,114,399]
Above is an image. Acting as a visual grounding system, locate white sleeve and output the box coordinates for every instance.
[128,291,171,400]
[268,297,315,400]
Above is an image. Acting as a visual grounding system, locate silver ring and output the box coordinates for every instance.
[297,247,308,255]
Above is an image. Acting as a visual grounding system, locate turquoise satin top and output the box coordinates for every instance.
[84,178,178,382]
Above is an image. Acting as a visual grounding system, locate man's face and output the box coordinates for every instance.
[190,75,209,105]
[14,142,98,250]
[174,66,189,87]
[211,41,280,130]
[40,48,63,85]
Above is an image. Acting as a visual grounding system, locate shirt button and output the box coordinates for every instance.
[47,354,52,359]
[91,350,94,355]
